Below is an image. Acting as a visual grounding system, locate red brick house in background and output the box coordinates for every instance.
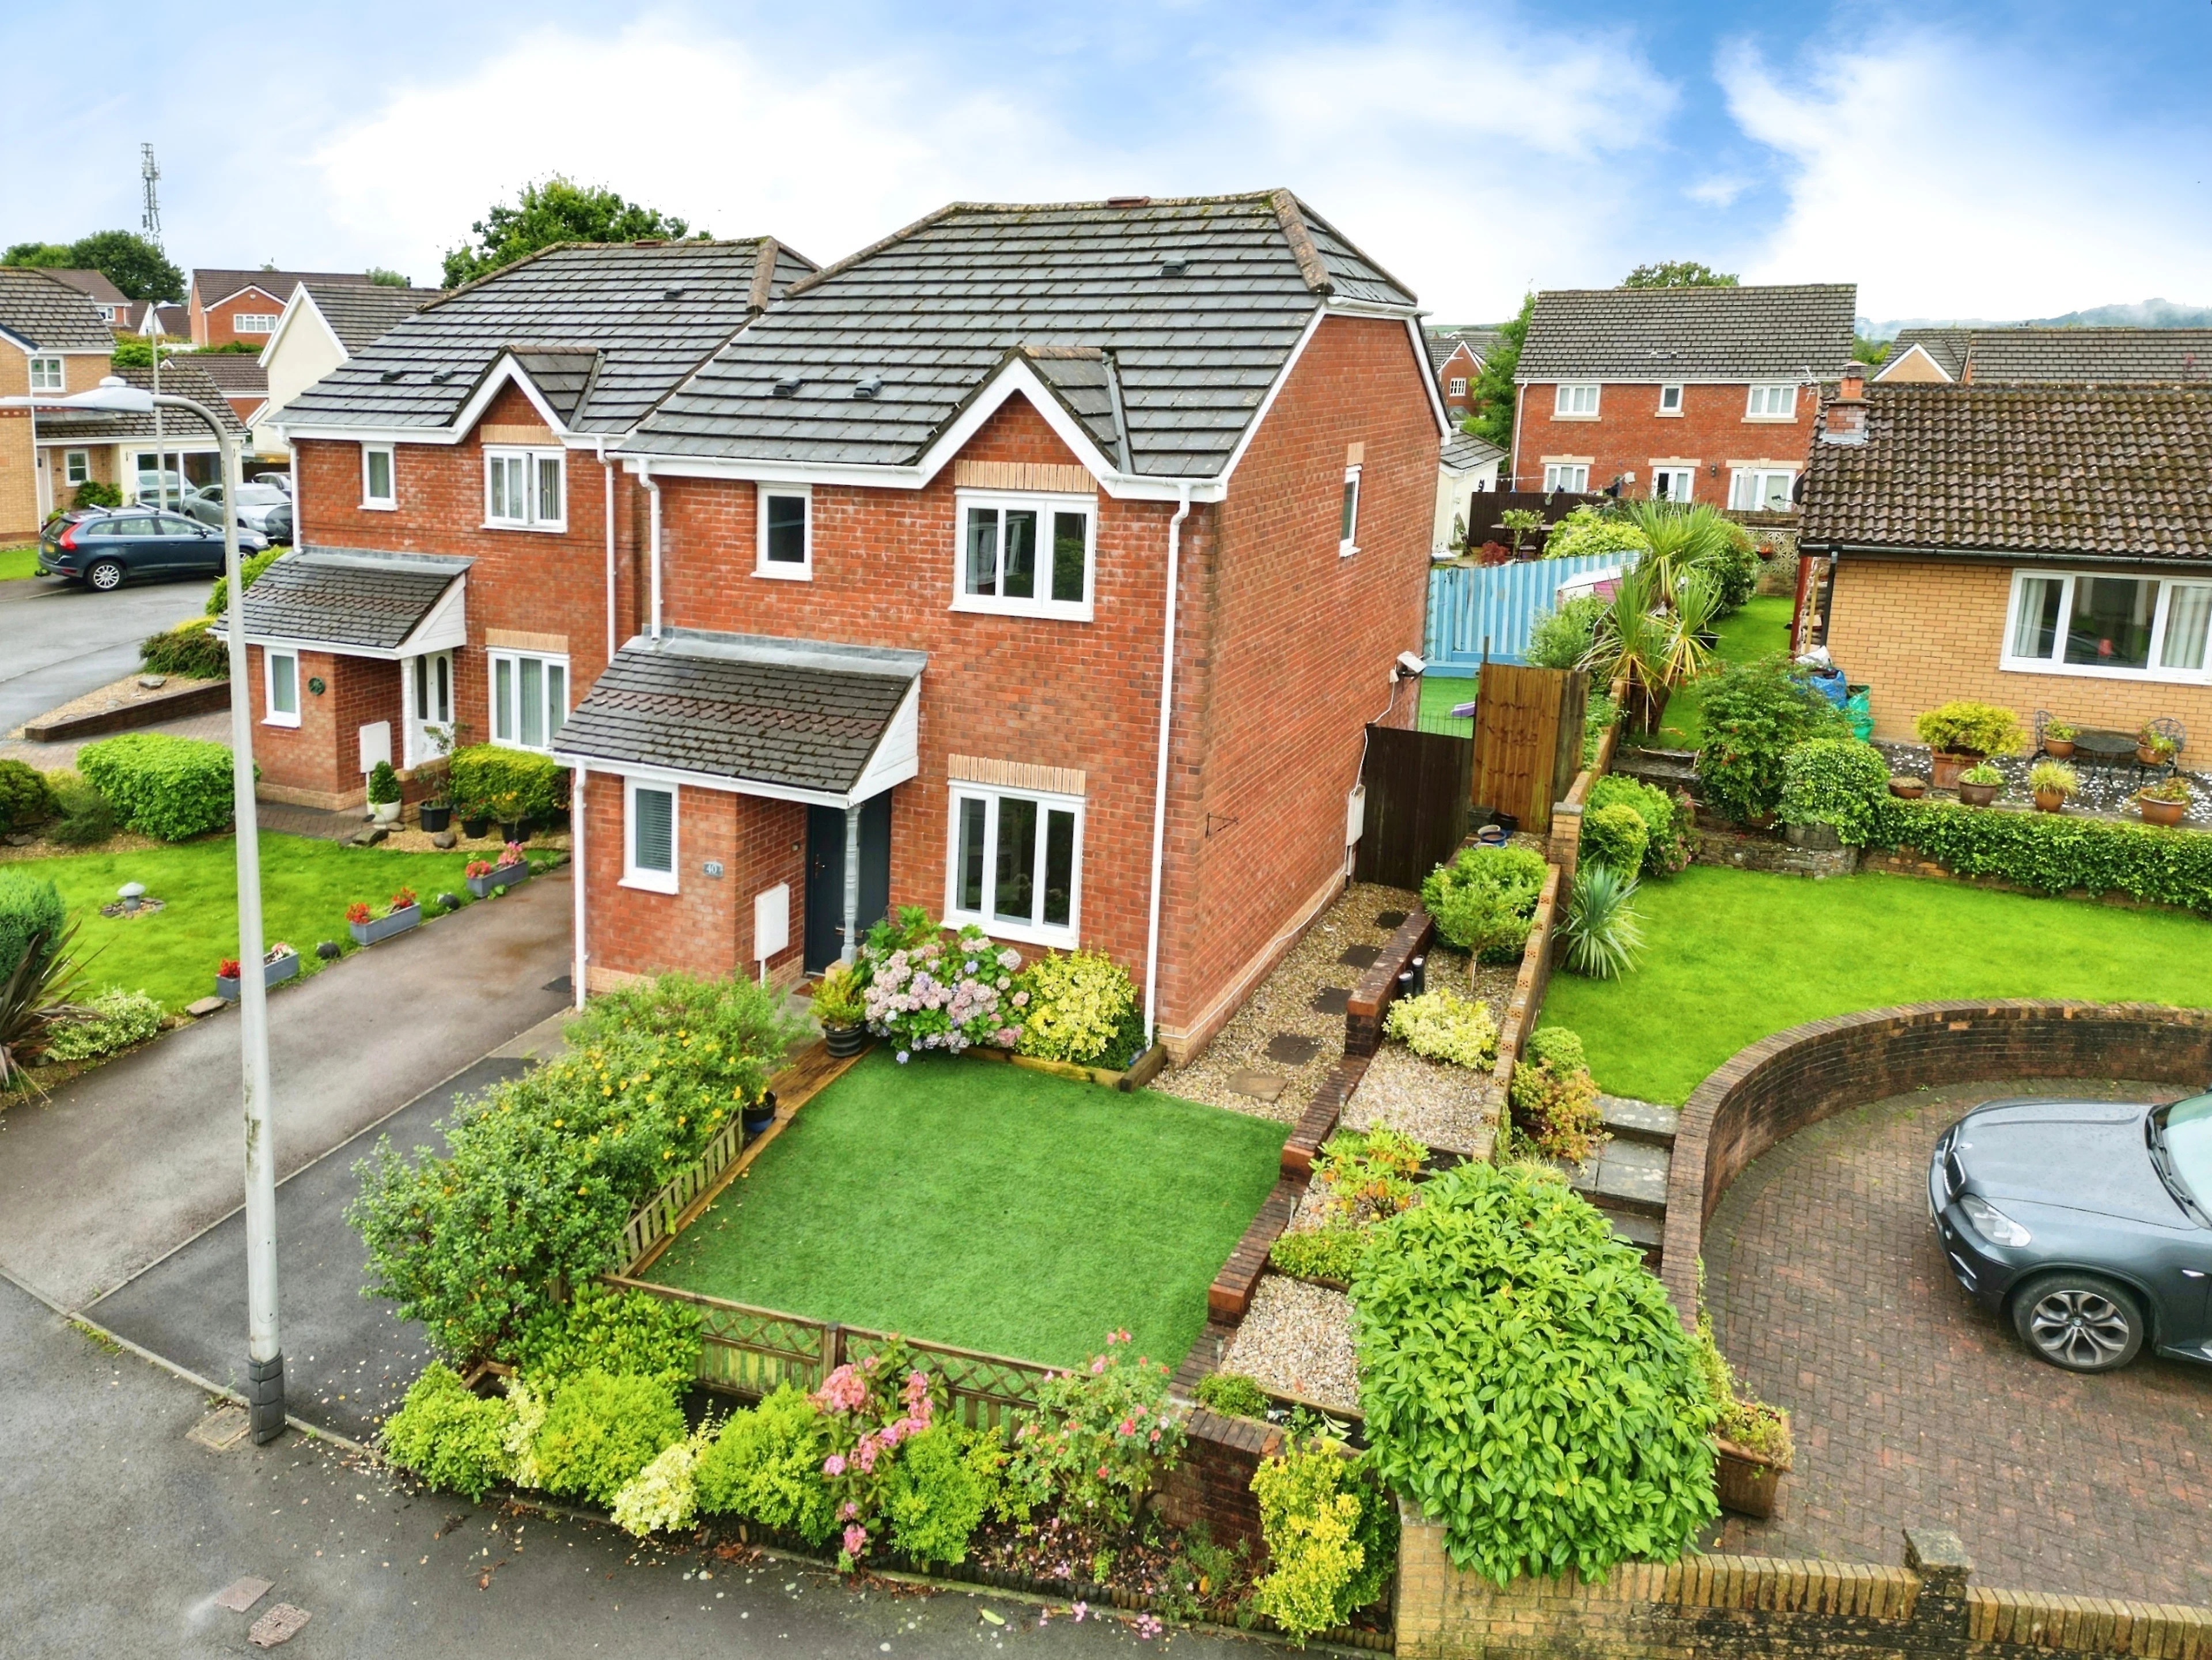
[1426,327,1494,422]
[188,268,398,349]
[1510,283,1855,507]
[42,269,132,328]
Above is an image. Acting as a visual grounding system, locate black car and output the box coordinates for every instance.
[38,506,268,591]
[1930,1095,2212,1371]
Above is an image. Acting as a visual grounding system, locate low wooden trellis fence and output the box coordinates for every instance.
[612,1116,747,1277]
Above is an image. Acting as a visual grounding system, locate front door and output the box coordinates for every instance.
[804,793,892,972]
[404,651,454,769]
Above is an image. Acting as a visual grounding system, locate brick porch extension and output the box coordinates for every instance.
[1703,1078,2211,1608]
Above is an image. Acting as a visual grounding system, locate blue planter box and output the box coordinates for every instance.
[466,863,531,899]
[214,951,301,1001]
[349,904,422,946]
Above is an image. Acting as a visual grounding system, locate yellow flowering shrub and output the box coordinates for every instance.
[1012,950,1141,1067]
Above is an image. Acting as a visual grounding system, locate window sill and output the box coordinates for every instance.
[754,563,812,581]
[947,912,1078,950]
[1655,409,1684,417]
[1741,414,1800,423]
[1339,543,1360,559]
[263,714,301,729]
[1999,658,2208,687]
[620,874,680,895]
[361,500,396,512]
[1549,412,1601,422]
[948,597,1094,624]
[480,520,569,535]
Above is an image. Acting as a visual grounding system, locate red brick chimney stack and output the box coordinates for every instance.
[1822,362,1869,443]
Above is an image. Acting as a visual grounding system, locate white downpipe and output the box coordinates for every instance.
[1141,482,1192,1049]
[597,438,615,660]
[643,460,664,641]
[571,762,589,1010]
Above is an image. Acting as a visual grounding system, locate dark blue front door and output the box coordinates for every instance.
[804,793,892,973]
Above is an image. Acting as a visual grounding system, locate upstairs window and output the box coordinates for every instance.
[1745,383,1798,419]
[757,484,811,579]
[28,356,63,393]
[1658,384,1684,414]
[1554,384,1600,417]
[1446,376,1468,398]
[486,447,565,530]
[948,784,1081,947]
[233,313,280,334]
[1340,466,1362,556]
[362,444,395,508]
[1728,467,1797,511]
[954,491,1093,620]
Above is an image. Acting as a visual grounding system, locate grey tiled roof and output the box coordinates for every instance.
[1426,329,1493,373]
[1801,385,2212,562]
[226,547,471,649]
[44,268,128,307]
[1885,327,2212,385]
[302,281,442,352]
[620,191,1418,479]
[280,240,815,436]
[32,361,251,442]
[183,354,269,396]
[1517,284,1856,383]
[0,267,119,351]
[558,630,923,794]
[1441,432,1503,470]
[124,301,190,336]
[192,269,377,309]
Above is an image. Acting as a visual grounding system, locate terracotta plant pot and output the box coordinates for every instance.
[2137,744,2171,767]
[2139,794,2187,827]
[1888,777,1926,800]
[1929,750,1982,791]
[1957,780,2000,807]
[2033,788,2067,813]
[2043,739,2075,759]
[1715,1438,1790,1519]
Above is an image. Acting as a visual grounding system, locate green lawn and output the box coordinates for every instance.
[0,545,41,581]
[10,835,552,1012]
[647,1049,1290,1369]
[1541,865,2212,1105]
[1649,595,1793,750]
[1419,673,1479,735]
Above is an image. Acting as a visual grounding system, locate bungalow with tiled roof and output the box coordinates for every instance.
[1876,325,2212,388]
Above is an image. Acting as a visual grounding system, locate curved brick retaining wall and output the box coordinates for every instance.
[1658,1001,2212,1324]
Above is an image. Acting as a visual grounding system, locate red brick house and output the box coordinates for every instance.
[188,269,395,349]
[1510,283,1855,508]
[42,268,132,328]
[1427,328,1494,422]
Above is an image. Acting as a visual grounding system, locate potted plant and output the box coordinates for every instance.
[2043,720,2078,759]
[740,1087,778,1140]
[492,790,528,846]
[2138,774,2191,827]
[1913,701,2024,791]
[1888,774,1926,800]
[1955,761,2003,807]
[458,796,492,840]
[418,797,453,833]
[347,887,422,946]
[1715,1400,1796,1520]
[2028,760,2078,813]
[366,759,403,825]
[215,943,301,1001]
[2138,724,2180,767]
[464,843,531,899]
[810,963,868,1059]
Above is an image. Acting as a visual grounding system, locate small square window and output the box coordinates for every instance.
[362,445,395,508]
[757,485,811,578]
[28,357,63,394]
[1658,384,1684,414]
[63,449,90,486]
[624,780,679,893]
[1446,376,1467,398]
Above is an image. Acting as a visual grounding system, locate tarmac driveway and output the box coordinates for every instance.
[0,570,205,735]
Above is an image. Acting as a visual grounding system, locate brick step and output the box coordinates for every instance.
[1566,1136,1672,1220]
[1606,1209,1665,1268]
[1599,1094,1679,1149]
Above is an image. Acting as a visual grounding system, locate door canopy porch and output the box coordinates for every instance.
[214,545,471,659]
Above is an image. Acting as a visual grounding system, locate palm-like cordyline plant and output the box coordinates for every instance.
[0,924,96,1096]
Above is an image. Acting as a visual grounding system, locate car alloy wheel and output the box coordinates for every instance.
[2014,1273,2144,1372]
[86,559,124,591]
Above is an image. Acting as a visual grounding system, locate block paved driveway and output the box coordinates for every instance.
[1704,1079,2211,1605]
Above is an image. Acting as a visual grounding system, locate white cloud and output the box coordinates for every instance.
[1719,28,2212,317]
[1685,175,1749,208]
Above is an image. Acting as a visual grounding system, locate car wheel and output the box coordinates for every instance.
[2012,1272,2146,1372]
[85,559,125,592]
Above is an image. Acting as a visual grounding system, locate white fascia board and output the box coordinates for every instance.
[205,282,287,310]
[1402,314,1453,437]
[394,576,468,655]
[1327,297,1424,321]
[0,324,35,354]
[275,422,461,445]
[847,676,923,802]
[450,354,573,438]
[547,753,858,810]
[259,288,334,370]
[911,358,1119,486]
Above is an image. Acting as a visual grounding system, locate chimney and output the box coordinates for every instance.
[1820,361,1868,445]
[1839,365,1865,400]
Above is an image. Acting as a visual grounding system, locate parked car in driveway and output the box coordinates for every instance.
[262,498,292,546]
[37,506,269,591]
[1931,1095,2212,1372]
[185,480,292,541]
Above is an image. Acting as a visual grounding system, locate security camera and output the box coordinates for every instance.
[1395,651,1427,679]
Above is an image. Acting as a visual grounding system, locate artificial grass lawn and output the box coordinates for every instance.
[1541,865,2212,1105]
[647,1048,1290,1369]
[0,545,41,581]
[8,835,548,1013]
[1650,594,1793,750]
[1418,673,1478,735]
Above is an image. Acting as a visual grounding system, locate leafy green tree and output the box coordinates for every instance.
[3,241,72,267]
[1621,260,1738,289]
[65,231,183,301]
[442,176,702,287]
[1463,292,1532,451]
[1851,334,1891,365]
[365,266,411,288]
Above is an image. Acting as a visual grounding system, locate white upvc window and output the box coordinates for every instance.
[1651,466,1696,501]
[63,449,89,486]
[1745,383,1798,419]
[2001,568,2212,684]
[264,649,300,727]
[1658,384,1684,414]
[1543,462,1590,493]
[1554,383,1600,417]
[946,784,1081,947]
[485,446,565,530]
[362,444,395,509]
[756,483,811,579]
[488,649,569,751]
[953,490,1094,621]
[1446,376,1468,398]
[623,777,679,894]
[28,356,63,393]
[1728,467,1797,511]
[233,313,279,334]
[1340,465,1362,556]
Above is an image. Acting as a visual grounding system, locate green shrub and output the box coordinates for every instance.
[1268,1226,1369,1284]
[1525,595,1607,670]
[1777,739,1889,843]
[1584,774,1687,876]
[1869,797,2212,907]
[77,732,238,841]
[1577,802,1648,876]
[366,759,401,807]
[881,1425,993,1566]
[611,1425,714,1537]
[1250,1439,1397,1640]
[0,760,56,834]
[1003,1334,1184,1534]
[530,1369,687,1507]
[693,1385,838,1542]
[1559,863,1643,980]
[1013,948,1137,1065]
[1541,505,1647,561]
[1913,699,2023,757]
[203,546,283,617]
[1354,1162,1718,1584]
[1693,656,1849,824]
[381,1363,516,1500]
[1311,1126,1427,1226]
[449,744,563,821]
[43,771,116,847]
[74,479,122,511]
[43,986,162,1061]
[0,870,66,981]
[1384,986,1498,1069]
[1421,844,1548,962]
[139,617,230,679]
[1693,1315,1794,1466]
[1194,1371,1272,1420]
[509,1284,703,1390]
[1582,690,1619,766]
[1508,1027,1604,1163]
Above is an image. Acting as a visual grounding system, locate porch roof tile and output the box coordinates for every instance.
[225,546,470,650]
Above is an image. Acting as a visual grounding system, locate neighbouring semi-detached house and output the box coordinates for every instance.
[1426,327,1494,422]
[1875,324,2212,387]
[1511,283,1855,508]
[1802,368,2212,744]
[188,267,393,349]
[0,267,120,536]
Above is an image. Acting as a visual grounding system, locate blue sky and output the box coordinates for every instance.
[2,1,2205,324]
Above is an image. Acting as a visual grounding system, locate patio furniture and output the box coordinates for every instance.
[2070,728,2137,770]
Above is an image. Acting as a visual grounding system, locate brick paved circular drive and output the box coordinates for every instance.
[1704,1079,2211,1606]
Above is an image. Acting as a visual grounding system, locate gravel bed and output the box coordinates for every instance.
[1218,1276,1360,1413]
[1341,1042,1497,1158]
[1875,739,2212,826]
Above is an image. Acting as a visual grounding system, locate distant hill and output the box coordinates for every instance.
[1859,298,2212,340]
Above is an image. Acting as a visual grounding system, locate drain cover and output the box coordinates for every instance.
[214,1577,273,1613]
[1309,986,1351,1016]
[1337,943,1381,969]
[248,1604,312,1647]
[1264,1033,1320,1066]
[188,1406,252,1452]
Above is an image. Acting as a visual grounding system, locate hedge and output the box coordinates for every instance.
[1870,798,2212,911]
[140,617,229,680]
[77,733,243,842]
[0,870,67,980]
[448,744,564,820]
[0,759,56,835]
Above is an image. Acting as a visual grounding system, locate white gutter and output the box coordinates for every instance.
[642,459,664,641]
[571,762,588,1010]
[1141,481,1192,1049]
[597,437,615,660]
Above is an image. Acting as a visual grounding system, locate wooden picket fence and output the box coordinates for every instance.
[612,1117,747,1277]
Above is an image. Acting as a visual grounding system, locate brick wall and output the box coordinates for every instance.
[1511,381,1812,500]
[1823,554,2212,747]
[1152,1408,1283,1553]
[245,645,400,808]
[196,287,289,350]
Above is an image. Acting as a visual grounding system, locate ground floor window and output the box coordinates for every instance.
[2003,568,2212,680]
[1543,462,1589,493]
[947,785,1081,946]
[490,651,567,750]
[63,449,89,486]
[264,650,300,726]
[624,778,678,893]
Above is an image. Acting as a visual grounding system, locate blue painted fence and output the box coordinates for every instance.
[1424,552,1635,673]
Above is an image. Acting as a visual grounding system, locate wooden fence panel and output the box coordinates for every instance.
[1354,724,1474,890]
[1471,664,1586,836]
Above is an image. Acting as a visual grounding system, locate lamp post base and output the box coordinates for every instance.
[247,1352,285,1444]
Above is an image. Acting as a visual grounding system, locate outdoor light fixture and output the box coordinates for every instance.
[118,881,146,914]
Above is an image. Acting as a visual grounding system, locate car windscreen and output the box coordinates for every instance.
[2159,1095,2212,1211]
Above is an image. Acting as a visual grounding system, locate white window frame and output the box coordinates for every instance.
[28,356,63,394]
[1745,383,1798,419]
[1340,464,1362,557]
[1543,462,1590,493]
[1554,383,1600,418]
[944,783,1083,948]
[951,489,1096,622]
[263,649,301,728]
[1650,465,1696,502]
[484,445,566,532]
[232,313,280,334]
[487,649,570,752]
[1658,384,1684,415]
[1999,567,2212,685]
[63,449,89,486]
[1446,376,1467,398]
[755,482,812,580]
[362,444,395,509]
[622,776,680,894]
[1728,467,1797,511]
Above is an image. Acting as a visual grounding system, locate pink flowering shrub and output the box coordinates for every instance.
[855,906,1023,1058]
[1003,1332,1186,1534]
[810,1337,947,1568]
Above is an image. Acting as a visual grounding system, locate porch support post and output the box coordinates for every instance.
[840,801,861,966]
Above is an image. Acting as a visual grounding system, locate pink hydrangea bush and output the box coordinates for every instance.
[1003,1332,1185,1537]
[856,906,1023,1059]
[810,1338,946,1568]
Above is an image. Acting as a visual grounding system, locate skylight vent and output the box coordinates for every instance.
[853,375,884,400]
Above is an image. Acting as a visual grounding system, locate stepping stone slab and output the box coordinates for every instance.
[1337,943,1381,969]
[1264,1033,1320,1066]
[1373,909,1408,929]
[1228,1069,1289,1103]
[1309,986,1352,1016]
[213,1576,272,1613]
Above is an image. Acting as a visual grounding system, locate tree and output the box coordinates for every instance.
[61,230,184,301]
[442,177,703,288]
[1621,260,1738,289]
[1851,334,1891,365]
[365,267,412,288]
[3,241,71,267]
[1463,292,1532,452]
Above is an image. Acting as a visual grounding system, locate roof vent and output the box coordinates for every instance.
[663,286,685,300]
[429,369,455,384]
[1105,195,1152,207]
[1158,259,1189,279]
[853,375,884,400]
[379,369,403,383]
[771,375,804,398]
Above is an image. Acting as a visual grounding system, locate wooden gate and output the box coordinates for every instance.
[1471,664,1587,836]
[1354,724,1474,890]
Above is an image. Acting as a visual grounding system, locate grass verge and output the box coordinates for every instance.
[0,544,43,581]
